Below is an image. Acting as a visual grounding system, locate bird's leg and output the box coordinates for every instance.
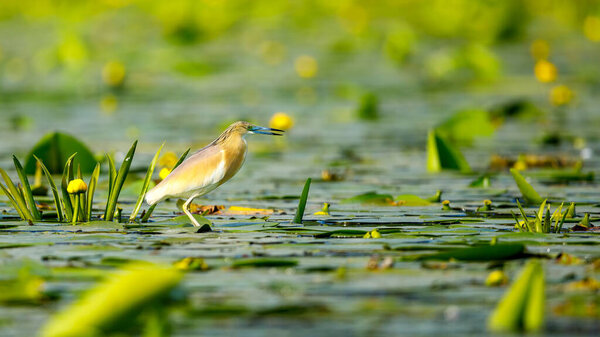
[182,193,202,227]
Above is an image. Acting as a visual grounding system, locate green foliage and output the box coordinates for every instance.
[341,192,395,206]
[512,200,568,233]
[416,244,525,261]
[510,169,544,205]
[435,109,495,144]
[356,93,379,121]
[427,129,470,173]
[41,263,182,337]
[35,156,65,222]
[488,260,545,333]
[231,258,298,269]
[129,143,164,222]
[0,167,34,221]
[24,132,96,174]
[104,141,137,221]
[293,178,311,224]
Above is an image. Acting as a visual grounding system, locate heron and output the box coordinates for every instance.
[145,121,284,226]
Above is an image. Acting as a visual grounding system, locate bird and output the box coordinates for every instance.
[145,121,284,227]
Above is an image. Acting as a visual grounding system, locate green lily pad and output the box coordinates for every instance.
[416,244,526,261]
[24,132,96,174]
[341,192,395,205]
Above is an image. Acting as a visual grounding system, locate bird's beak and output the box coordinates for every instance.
[248,125,285,136]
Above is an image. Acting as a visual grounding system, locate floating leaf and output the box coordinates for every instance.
[488,260,545,333]
[395,194,431,206]
[417,244,526,261]
[510,169,544,205]
[24,132,96,174]
[427,129,470,173]
[230,258,298,269]
[41,263,182,337]
[341,191,395,206]
[161,214,211,227]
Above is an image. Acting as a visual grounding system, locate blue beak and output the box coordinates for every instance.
[249,125,285,136]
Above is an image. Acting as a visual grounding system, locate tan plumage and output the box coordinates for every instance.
[145,121,283,226]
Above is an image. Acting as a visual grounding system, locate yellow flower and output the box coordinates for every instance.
[534,60,557,83]
[314,202,330,216]
[158,152,178,169]
[584,16,600,42]
[100,94,118,115]
[159,168,171,180]
[486,270,508,286]
[102,61,126,87]
[363,229,381,239]
[294,55,318,78]
[67,179,88,194]
[269,112,294,131]
[550,85,574,106]
[530,39,549,60]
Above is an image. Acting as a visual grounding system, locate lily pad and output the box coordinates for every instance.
[24,132,96,174]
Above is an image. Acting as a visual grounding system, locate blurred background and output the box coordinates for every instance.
[0,0,599,175]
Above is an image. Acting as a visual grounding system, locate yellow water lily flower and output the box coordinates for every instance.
[67,179,87,194]
[486,270,508,286]
[102,61,126,87]
[550,85,574,106]
[363,229,381,239]
[583,16,600,42]
[534,60,557,83]
[314,202,330,215]
[294,55,318,78]
[269,112,294,131]
[159,168,171,180]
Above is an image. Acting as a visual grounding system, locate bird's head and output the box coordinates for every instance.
[226,121,285,137]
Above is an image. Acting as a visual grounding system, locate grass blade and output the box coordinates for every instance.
[106,154,117,203]
[129,143,164,222]
[86,163,100,221]
[0,167,33,220]
[0,181,26,219]
[515,200,535,233]
[105,141,137,221]
[13,156,41,220]
[141,148,190,223]
[34,155,64,222]
[60,154,77,222]
[293,178,311,224]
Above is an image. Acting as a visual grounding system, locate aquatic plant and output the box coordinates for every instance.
[488,260,545,332]
[511,199,569,233]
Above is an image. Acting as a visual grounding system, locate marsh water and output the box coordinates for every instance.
[1,39,600,336]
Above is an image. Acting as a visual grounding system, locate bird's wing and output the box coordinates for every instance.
[146,145,226,204]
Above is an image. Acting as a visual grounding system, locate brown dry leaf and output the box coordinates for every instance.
[564,277,600,292]
[190,204,224,215]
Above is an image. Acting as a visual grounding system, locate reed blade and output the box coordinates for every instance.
[105,141,137,221]
[0,181,26,219]
[293,178,312,224]
[0,167,33,220]
[13,156,41,220]
[129,143,164,222]
[34,155,64,222]
[86,163,100,221]
[60,154,77,222]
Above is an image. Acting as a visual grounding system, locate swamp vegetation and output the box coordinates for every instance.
[0,1,599,336]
